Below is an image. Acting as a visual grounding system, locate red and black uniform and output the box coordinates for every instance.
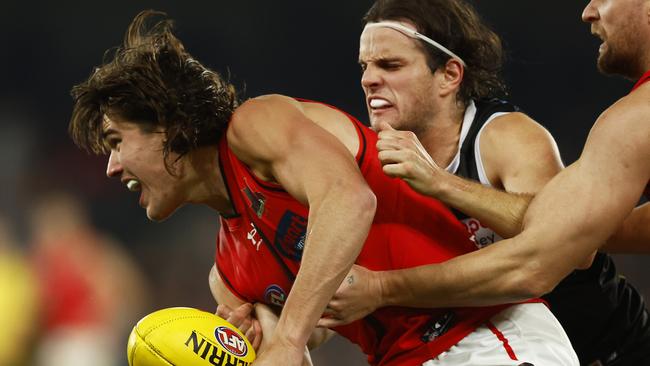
[215,100,510,366]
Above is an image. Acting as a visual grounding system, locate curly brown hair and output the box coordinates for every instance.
[364,0,507,104]
[69,10,239,160]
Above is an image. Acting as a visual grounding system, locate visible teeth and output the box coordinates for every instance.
[126,179,141,192]
[370,99,391,108]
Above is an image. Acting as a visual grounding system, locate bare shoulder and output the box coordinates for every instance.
[480,111,562,189]
[587,86,650,167]
[229,94,302,138]
[577,87,650,190]
[481,112,554,145]
[593,85,650,140]
[226,94,303,163]
[228,95,360,163]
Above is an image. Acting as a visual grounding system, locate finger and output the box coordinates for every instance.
[216,303,233,318]
[244,322,256,346]
[378,150,408,165]
[250,318,263,351]
[231,302,254,318]
[382,163,409,179]
[226,303,253,327]
[376,121,396,132]
[317,316,348,329]
[237,317,253,335]
[321,306,340,318]
[376,137,404,153]
[254,303,279,336]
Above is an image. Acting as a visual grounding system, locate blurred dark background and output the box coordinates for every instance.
[0,1,646,365]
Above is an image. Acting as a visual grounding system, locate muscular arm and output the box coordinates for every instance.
[379,91,650,307]
[438,112,563,237]
[603,202,650,253]
[321,112,564,325]
[377,112,562,238]
[228,95,376,364]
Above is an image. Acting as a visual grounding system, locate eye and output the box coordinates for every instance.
[105,137,121,150]
[378,60,401,71]
[359,62,368,73]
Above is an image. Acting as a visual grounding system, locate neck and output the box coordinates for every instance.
[185,146,235,215]
[417,100,466,168]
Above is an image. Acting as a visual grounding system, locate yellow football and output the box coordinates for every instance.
[127,307,256,366]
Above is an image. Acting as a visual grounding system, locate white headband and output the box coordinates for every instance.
[364,21,467,67]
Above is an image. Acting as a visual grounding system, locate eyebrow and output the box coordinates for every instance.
[101,128,117,141]
[359,54,404,62]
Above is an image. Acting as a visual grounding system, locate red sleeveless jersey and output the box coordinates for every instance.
[215,100,510,365]
[631,70,650,197]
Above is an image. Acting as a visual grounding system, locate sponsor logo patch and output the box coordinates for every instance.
[462,218,503,249]
[274,211,307,260]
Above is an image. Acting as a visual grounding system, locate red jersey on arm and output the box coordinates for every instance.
[215,100,511,366]
[631,70,650,197]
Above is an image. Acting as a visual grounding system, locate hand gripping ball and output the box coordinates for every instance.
[127,307,256,366]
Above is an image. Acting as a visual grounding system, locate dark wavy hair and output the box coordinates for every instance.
[364,0,507,104]
[69,10,239,160]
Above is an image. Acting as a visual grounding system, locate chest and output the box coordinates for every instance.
[217,185,309,307]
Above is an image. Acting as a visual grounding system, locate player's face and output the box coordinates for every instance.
[359,23,439,132]
[102,115,187,222]
[582,0,649,78]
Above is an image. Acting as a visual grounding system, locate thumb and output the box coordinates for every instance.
[376,121,396,132]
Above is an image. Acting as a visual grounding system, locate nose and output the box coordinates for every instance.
[106,150,123,178]
[361,65,382,90]
[582,1,599,23]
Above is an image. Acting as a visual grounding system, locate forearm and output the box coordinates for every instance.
[274,188,375,348]
[381,163,633,308]
[378,234,544,307]
[436,171,533,238]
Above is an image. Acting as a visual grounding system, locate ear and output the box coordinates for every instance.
[437,59,464,98]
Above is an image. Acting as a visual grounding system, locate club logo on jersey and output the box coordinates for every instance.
[215,326,249,357]
[274,210,307,260]
[242,185,266,218]
[185,330,251,365]
[264,284,287,307]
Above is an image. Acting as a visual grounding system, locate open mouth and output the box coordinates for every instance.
[126,179,141,192]
[369,98,393,111]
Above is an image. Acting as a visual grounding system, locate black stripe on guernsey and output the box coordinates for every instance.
[218,149,241,219]
[294,97,368,171]
[364,314,385,360]
[452,99,518,221]
[250,221,297,282]
[216,263,249,302]
[350,116,368,171]
[247,172,286,193]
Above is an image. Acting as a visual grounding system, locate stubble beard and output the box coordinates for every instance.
[597,25,644,79]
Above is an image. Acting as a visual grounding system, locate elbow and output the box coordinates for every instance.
[512,260,558,299]
[339,180,376,218]
[354,187,377,225]
[361,189,377,217]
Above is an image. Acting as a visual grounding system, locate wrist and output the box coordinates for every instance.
[431,169,458,202]
[375,270,395,307]
[272,318,309,352]
[434,170,467,203]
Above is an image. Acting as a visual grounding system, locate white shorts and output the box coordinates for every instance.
[422,303,579,366]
